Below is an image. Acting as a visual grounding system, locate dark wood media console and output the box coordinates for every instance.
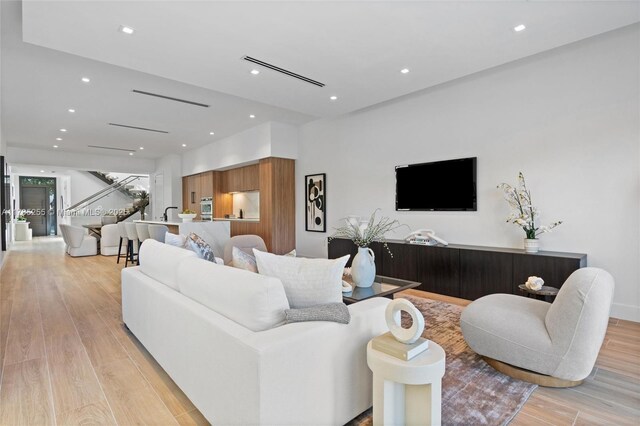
[328,238,587,300]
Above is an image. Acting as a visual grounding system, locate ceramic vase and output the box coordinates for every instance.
[352,246,376,287]
[524,238,540,253]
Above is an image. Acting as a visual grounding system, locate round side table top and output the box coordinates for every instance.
[518,284,559,296]
[367,340,446,385]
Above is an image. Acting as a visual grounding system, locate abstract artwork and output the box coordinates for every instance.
[305,173,326,232]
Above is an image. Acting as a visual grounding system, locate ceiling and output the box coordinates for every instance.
[3,1,639,161]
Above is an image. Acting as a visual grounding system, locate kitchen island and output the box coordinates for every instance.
[134,220,231,256]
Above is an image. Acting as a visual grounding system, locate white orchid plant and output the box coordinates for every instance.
[497,172,562,240]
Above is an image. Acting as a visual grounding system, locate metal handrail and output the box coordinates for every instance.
[67,175,146,211]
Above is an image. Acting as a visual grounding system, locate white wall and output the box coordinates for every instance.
[152,154,182,222]
[295,25,640,321]
[181,122,298,176]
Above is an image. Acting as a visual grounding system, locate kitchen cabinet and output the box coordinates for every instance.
[222,164,260,193]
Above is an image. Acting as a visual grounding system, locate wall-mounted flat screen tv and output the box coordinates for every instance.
[395,157,477,211]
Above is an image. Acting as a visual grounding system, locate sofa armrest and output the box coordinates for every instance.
[243,297,390,425]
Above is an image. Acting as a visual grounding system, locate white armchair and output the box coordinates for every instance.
[59,224,98,257]
[100,224,120,256]
[461,267,614,387]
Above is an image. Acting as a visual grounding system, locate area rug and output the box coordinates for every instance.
[348,295,537,426]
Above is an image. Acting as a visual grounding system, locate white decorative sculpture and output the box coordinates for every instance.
[385,299,425,344]
[525,276,545,291]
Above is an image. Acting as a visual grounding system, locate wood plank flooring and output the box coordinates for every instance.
[0,237,638,425]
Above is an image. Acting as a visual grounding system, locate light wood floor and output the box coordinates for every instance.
[1,238,638,425]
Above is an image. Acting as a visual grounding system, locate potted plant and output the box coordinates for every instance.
[497,172,562,253]
[16,214,26,222]
[134,191,149,220]
[329,209,405,287]
[178,209,197,222]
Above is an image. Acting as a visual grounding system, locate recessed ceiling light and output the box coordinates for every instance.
[249,114,255,118]
[209,131,215,135]
[139,147,144,150]
[329,95,338,101]
[129,152,134,156]
[119,25,135,35]
[400,68,410,74]
[53,145,59,148]
[81,77,91,83]
[182,143,187,147]
[250,69,260,75]
[56,137,62,141]
[68,108,75,113]
[514,24,526,32]
[59,128,67,132]
[40,170,45,173]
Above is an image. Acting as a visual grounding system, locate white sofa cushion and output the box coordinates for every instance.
[139,239,198,291]
[177,257,290,332]
[165,232,187,248]
[254,250,349,309]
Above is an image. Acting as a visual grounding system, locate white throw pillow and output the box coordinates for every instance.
[232,246,258,272]
[254,250,349,308]
[165,232,187,248]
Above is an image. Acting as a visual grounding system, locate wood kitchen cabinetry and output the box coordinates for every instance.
[222,164,259,193]
[182,171,214,215]
[329,238,586,300]
[181,158,295,254]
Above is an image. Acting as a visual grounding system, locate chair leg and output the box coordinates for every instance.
[117,237,123,264]
[125,240,130,267]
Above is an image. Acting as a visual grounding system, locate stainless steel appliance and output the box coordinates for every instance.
[200,197,213,220]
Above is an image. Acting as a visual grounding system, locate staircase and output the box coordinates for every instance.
[68,173,149,221]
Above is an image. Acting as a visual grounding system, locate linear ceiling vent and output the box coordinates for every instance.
[108,122,169,134]
[87,145,136,153]
[242,56,325,87]
[132,89,210,108]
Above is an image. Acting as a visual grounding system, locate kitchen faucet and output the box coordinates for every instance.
[163,206,178,222]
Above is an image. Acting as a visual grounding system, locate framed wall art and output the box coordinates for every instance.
[305,173,326,232]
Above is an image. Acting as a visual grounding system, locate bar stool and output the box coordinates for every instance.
[124,223,139,267]
[116,222,129,264]
[148,224,169,242]
[135,223,151,244]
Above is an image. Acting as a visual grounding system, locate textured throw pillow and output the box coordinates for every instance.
[232,246,258,272]
[232,248,296,272]
[165,232,187,248]
[284,303,351,324]
[186,232,216,262]
[254,250,349,309]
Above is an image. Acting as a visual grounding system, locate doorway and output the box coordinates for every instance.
[19,177,57,237]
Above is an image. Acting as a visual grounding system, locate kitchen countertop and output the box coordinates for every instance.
[134,219,188,226]
[213,218,260,222]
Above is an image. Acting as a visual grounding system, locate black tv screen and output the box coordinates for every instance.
[395,157,477,211]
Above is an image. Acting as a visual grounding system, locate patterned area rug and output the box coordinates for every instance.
[348,295,537,426]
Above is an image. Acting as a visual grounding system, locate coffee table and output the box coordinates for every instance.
[342,275,421,305]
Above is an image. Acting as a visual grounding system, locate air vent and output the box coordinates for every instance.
[88,145,136,153]
[108,123,169,134]
[242,56,325,87]
[132,90,210,108]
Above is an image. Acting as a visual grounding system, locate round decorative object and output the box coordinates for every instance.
[352,247,376,287]
[524,238,540,253]
[385,299,425,344]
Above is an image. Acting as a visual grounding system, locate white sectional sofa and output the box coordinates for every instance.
[121,239,389,425]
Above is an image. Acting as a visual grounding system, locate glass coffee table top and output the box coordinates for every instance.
[342,275,421,304]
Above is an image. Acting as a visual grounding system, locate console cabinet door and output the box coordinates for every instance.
[460,249,513,300]
[417,246,461,297]
[382,242,418,282]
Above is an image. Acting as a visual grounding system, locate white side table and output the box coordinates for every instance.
[367,340,446,426]
[14,222,33,241]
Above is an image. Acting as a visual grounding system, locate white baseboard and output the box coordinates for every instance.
[610,302,640,323]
